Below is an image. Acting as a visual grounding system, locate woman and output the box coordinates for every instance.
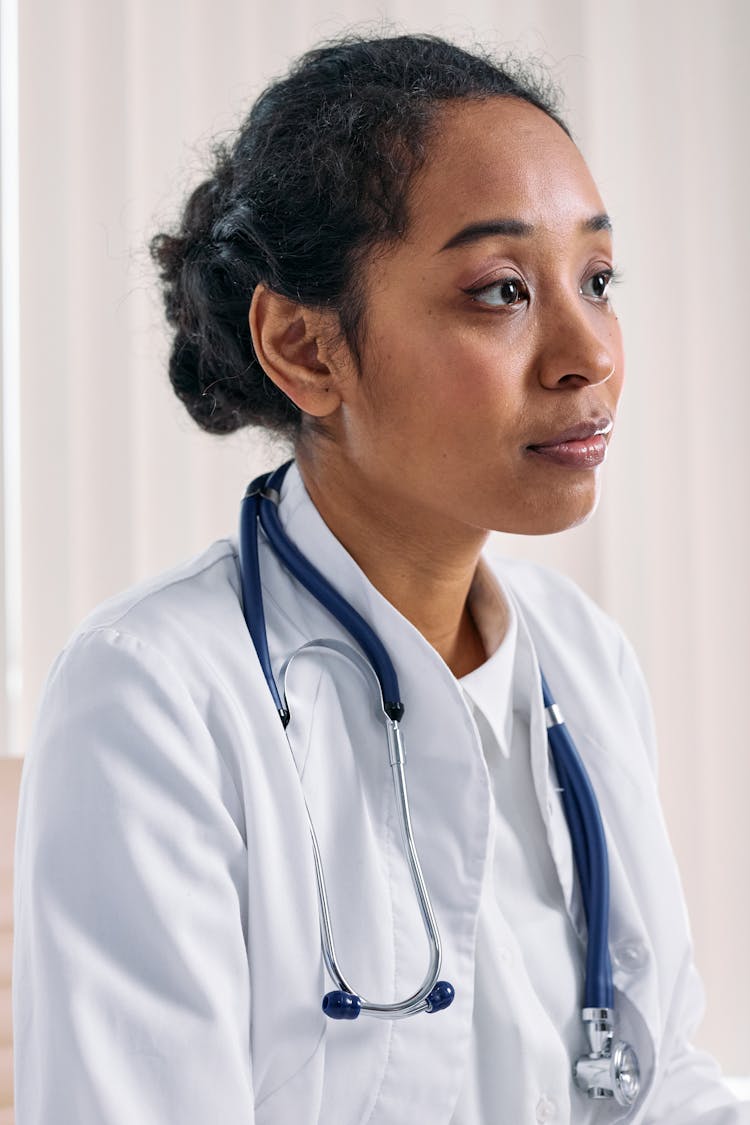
[13,32,747,1125]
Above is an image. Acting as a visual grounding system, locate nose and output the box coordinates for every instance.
[536,295,618,390]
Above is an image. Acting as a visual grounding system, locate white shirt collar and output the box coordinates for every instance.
[459,566,518,759]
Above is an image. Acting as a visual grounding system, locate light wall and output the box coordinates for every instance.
[4,0,749,1073]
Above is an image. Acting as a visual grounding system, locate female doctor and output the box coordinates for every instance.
[13,32,748,1125]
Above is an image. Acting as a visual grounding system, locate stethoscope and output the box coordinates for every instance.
[238,459,641,1108]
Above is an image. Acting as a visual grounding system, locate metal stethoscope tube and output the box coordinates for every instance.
[279,639,452,1019]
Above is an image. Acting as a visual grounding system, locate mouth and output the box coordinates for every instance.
[525,417,613,470]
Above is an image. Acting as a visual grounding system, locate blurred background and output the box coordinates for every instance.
[1,0,748,1082]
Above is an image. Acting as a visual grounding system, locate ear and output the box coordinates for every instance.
[248,284,352,417]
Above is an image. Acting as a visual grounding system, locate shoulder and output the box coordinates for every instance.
[46,536,245,689]
[25,537,252,822]
[74,536,241,647]
[33,535,249,753]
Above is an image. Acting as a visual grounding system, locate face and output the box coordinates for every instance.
[322,96,624,536]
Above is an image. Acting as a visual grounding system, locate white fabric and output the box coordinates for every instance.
[13,460,748,1123]
[453,578,594,1124]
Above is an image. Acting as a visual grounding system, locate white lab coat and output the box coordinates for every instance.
[12,461,747,1124]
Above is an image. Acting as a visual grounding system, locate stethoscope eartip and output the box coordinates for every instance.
[425,980,455,1013]
[322,990,362,1020]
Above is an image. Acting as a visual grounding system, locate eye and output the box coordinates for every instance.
[581,268,616,300]
[466,275,529,308]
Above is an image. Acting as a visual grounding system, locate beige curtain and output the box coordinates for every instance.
[6,0,749,1073]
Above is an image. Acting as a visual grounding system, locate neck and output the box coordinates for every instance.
[295,449,495,678]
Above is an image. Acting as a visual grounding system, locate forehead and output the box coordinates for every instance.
[407,96,606,245]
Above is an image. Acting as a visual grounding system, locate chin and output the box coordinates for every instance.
[493,480,602,536]
[544,482,602,535]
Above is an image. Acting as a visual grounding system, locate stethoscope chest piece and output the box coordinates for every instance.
[574,1007,641,1107]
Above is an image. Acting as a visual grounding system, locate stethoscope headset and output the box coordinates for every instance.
[238,459,641,1108]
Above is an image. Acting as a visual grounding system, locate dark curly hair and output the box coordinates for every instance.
[149,33,568,442]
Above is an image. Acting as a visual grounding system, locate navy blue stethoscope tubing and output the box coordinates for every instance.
[239,459,614,1012]
[542,674,613,1009]
[241,461,404,723]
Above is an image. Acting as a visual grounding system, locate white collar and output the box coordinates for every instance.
[459,569,519,759]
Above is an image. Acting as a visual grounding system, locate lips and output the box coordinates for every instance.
[524,416,614,470]
[526,417,613,450]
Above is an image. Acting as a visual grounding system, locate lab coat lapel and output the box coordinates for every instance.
[499,562,661,1110]
[504,584,582,935]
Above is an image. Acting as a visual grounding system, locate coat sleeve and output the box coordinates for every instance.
[12,626,254,1125]
[617,630,750,1124]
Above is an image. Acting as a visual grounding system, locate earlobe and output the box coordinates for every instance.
[248,284,345,418]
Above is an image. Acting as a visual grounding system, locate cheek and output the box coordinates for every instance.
[365,308,523,431]
[424,322,526,444]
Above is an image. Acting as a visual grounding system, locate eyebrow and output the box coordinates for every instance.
[437,213,613,252]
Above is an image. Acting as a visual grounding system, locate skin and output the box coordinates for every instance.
[249,96,624,678]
